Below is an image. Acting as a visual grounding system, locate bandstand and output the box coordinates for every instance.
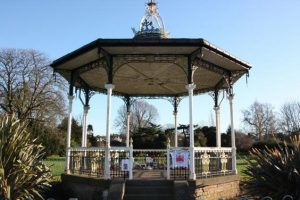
[51,0,251,184]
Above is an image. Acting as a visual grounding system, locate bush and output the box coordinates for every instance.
[243,135,300,199]
[0,114,52,199]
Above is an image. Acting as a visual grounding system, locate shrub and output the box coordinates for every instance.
[0,114,52,199]
[243,135,300,199]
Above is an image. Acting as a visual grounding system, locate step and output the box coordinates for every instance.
[123,194,174,200]
[126,180,174,187]
[125,185,173,194]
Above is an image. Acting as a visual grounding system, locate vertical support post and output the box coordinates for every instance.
[105,84,114,179]
[129,137,133,180]
[174,111,178,147]
[167,138,171,180]
[214,106,221,147]
[228,93,237,174]
[126,112,131,147]
[186,84,196,180]
[81,105,89,147]
[66,95,74,173]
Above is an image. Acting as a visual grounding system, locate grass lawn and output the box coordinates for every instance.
[237,158,249,181]
[43,156,65,182]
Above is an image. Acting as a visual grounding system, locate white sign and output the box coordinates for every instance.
[171,151,189,168]
[121,159,130,171]
[146,156,153,163]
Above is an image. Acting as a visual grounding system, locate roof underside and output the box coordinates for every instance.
[51,38,251,97]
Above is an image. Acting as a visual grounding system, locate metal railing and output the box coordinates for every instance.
[194,147,233,178]
[68,146,234,180]
[69,147,105,177]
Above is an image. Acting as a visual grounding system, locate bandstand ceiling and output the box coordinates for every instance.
[51,38,251,97]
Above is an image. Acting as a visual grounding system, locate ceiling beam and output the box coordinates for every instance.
[73,57,107,76]
[193,57,231,76]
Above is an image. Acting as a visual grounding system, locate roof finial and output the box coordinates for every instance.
[132,0,168,39]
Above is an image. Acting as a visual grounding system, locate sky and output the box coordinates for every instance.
[1,0,300,135]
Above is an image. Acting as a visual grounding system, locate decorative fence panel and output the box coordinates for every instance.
[69,147,105,178]
[194,147,233,178]
[110,147,131,179]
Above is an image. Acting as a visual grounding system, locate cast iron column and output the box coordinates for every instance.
[66,95,74,173]
[228,93,237,174]
[126,112,131,147]
[81,105,90,147]
[186,83,196,180]
[105,83,114,179]
[174,111,178,147]
[214,106,221,147]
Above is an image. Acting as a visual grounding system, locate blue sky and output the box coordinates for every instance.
[1,0,300,135]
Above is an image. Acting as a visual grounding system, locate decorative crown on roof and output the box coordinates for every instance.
[132,0,168,39]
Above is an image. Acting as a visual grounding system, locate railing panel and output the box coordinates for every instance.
[133,149,167,170]
[110,149,129,179]
[69,149,105,178]
[195,148,233,178]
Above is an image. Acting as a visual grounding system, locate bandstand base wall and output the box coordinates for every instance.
[61,174,110,200]
[190,175,240,200]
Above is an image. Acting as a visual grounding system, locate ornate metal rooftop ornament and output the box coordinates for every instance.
[132,0,168,39]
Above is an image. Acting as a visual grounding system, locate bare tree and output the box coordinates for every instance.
[114,100,159,133]
[0,48,65,124]
[280,102,300,134]
[242,101,278,141]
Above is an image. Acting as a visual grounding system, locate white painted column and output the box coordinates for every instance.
[174,111,178,147]
[129,137,133,180]
[228,94,237,174]
[126,112,131,147]
[81,105,89,147]
[214,106,221,147]
[167,138,171,180]
[105,84,114,179]
[66,95,74,173]
[186,84,196,180]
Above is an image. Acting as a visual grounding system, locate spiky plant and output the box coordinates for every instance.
[243,135,300,199]
[0,114,52,199]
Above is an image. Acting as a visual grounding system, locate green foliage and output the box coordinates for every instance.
[132,123,167,149]
[243,135,300,199]
[58,117,82,146]
[0,114,52,199]
[29,121,66,157]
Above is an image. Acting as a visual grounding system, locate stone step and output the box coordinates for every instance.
[123,194,174,200]
[125,185,173,194]
[126,180,174,187]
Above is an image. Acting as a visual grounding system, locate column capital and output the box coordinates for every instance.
[68,95,75,101]
[127,111,131,116]
[213,106,220,111]
[84,105,90,111]
[173,111,178,116]
[227,93,234,100]
[185,83,196,91]
[105,84,115,90]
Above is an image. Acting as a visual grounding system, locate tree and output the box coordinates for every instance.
[0,114,52,199]
[0,48,65,122]
[242,101,278,141]
[115,100,159,133]
[132,123,166,149]
[58,117,82,146]
[280,101,300,135]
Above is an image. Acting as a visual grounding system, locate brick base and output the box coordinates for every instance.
[189,175,240,200]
